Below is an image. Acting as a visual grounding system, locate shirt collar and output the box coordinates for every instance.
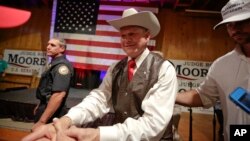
[128,48,149,68]
[51,55,65,66]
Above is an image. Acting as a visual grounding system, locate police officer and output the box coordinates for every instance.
[32,38,73,131]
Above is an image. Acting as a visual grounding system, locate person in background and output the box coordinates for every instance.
[32,38,74,131]
[22,8,178,141]
[0,53,8,80]
[175,0,250,141]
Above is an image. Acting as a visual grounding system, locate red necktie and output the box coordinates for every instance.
[128,59,136,81]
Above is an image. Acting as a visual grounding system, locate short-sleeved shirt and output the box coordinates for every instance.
[197,45,250,141]
[36,55,73,103]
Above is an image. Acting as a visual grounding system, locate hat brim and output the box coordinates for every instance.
[213,12,250,30]
[0,6,31,28]
[107,11,160,38]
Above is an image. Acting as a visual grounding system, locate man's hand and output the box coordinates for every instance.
[56,129,76,141]
[22,124,56,141]
[53,118,99,141]
[64,127,100,141]
[32,121,45,132]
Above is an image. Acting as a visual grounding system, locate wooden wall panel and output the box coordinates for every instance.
[0,6,51,53]
[0,6,51,88]
[158,9,235,62]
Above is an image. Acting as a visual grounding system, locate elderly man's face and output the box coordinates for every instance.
[226,19,250,46]
[120,26,150,58]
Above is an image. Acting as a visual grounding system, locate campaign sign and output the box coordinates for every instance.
[169,59,213,114]
[4,49,47,77]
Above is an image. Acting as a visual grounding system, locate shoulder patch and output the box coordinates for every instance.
[58,65,69,75]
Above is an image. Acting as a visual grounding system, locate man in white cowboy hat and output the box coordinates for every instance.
[22,8,178,141]
[176,0,250,141]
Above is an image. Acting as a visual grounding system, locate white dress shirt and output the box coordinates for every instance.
[65,48,178,141]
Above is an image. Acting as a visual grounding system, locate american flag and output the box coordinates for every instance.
[51,0,159,71]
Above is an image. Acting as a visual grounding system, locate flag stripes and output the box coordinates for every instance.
[51,0,159,70]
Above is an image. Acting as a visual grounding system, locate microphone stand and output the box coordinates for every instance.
[213,107,216,141]
[188,82,193,141]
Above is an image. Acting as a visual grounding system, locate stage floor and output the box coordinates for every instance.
[0,87,91,122]
[0,88,218,141]
[0,87,90,107]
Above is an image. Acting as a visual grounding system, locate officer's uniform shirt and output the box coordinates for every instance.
[35,55,73,122]
[49,55,73,93]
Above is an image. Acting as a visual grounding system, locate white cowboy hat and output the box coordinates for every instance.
[214,0,250,29]
[107,8,160,38]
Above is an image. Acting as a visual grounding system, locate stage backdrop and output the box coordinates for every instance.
[4,49,46,77]
[50,0,159,71]
[169,59,213,114]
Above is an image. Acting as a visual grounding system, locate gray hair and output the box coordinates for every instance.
[51,37,67,49]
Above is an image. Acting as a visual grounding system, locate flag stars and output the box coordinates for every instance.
[54,0,98,34]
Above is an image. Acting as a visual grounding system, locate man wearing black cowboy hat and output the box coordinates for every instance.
[22,8,178,141]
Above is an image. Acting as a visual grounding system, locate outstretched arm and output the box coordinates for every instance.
[176,89,204,107]
[32,91,66,131]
